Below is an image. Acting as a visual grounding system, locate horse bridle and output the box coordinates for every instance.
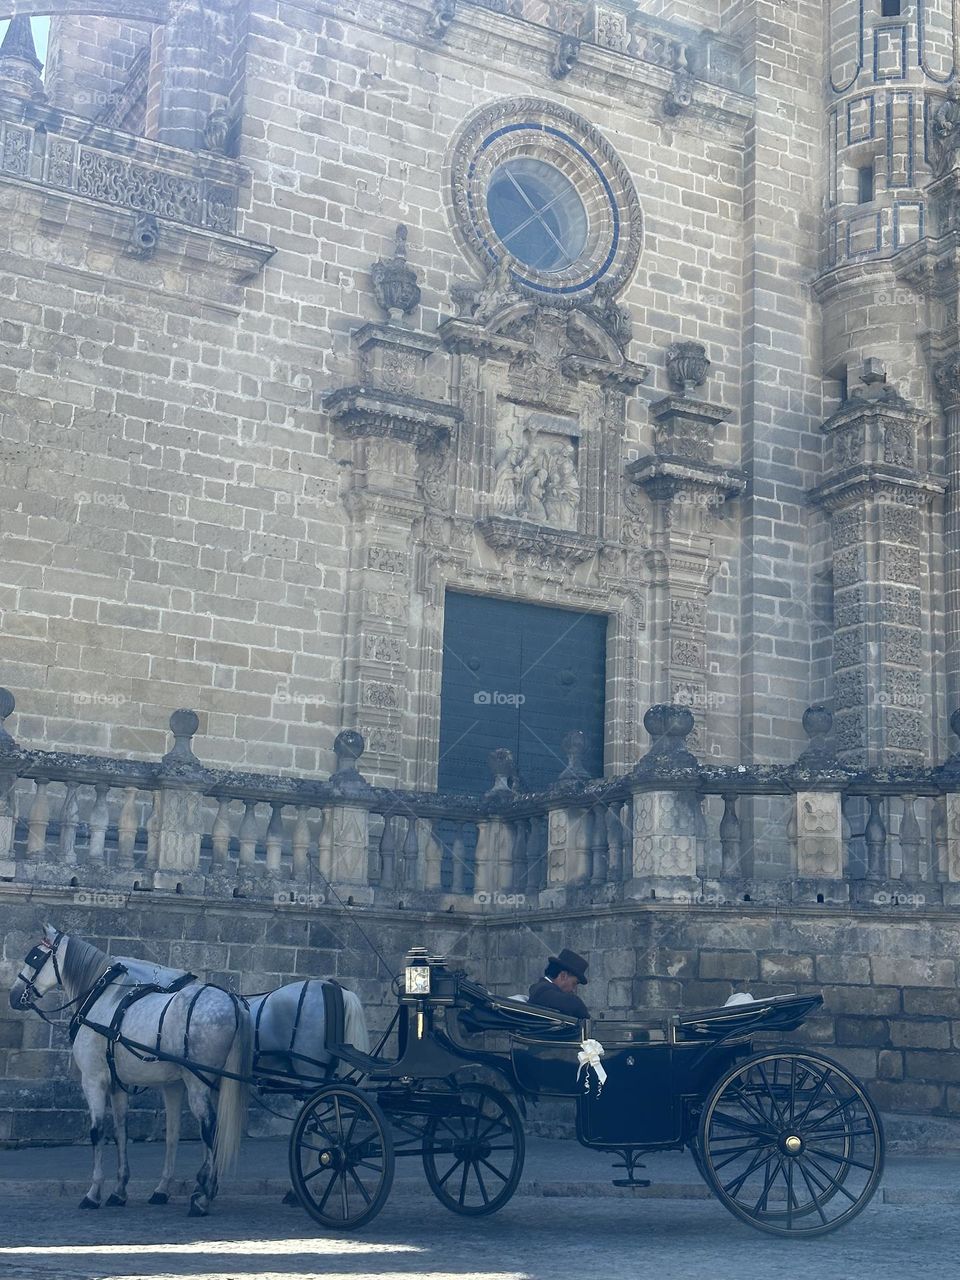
[14,931,73,1017]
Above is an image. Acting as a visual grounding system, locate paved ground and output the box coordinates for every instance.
[0,1138,958,1280]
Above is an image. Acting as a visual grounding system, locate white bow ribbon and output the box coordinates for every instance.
[576,1038,607,1095]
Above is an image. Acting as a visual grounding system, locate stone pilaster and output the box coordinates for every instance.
[626,363,744,747]
[809,365,944,765]
[325,235,459,783]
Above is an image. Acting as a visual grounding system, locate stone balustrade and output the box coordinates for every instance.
[1,689,959,910]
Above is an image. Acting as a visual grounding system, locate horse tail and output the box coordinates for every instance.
[342,988,370,1055]
[213,1000,251,1183]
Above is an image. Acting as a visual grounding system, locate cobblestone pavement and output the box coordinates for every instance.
[0,1187,954,1280]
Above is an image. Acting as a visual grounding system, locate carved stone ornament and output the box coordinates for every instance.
[934,355,960,409]
[0,16,45,101]
[129,211,159,259]
[493,434,580,530]
[370,225,421,321]
[477,517,597,567]
[426,0,457,39]
[930,82,960,178]
[663,70,694,118]
[203,105,231,154]
[551,34,580,79]
[666,341,710,393]
[324,386,461,451]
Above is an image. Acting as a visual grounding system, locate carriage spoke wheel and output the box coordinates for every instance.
[422,1083,524,1216]
[698,1051,883,1237]
[289,1084,394,1230]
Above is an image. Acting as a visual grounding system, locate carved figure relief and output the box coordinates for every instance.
[493,411,580,530]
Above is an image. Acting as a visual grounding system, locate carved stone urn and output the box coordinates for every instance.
[666,341,710,393]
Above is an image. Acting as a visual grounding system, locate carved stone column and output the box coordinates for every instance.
[626,347,745,747]
[809,363,944,764]
[325,230,459,783]
[150,0,238,151]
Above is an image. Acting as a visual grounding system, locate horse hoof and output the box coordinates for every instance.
[79,1196,100,1210]
[148,1192,169,1205]
[106,1194,126,1207]
[281,1188,299,1207]
[188,1197,207,1218]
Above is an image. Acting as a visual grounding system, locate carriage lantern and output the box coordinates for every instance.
[404,947,432,996]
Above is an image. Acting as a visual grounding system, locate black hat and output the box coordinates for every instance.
[549,948,588,985]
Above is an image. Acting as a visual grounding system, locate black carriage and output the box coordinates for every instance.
[285,948,885,1238]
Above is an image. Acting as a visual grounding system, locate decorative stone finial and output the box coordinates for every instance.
[0,687,17,750]
[162,709,201,767]
[634,704,698,772]
[330,729,369,792]
[666,341,710,393]
[486,747,517,796]
[558,730,589,781]
[370,225,421,322]
[0,16,45,100]
[796,704,835,767]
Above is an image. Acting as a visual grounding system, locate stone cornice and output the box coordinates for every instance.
[324,386,462,449]
[626,455,747,503]
[476,516,598,565]
[808,466,946,512]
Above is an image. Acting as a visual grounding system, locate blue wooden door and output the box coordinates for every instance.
[437,591,607,795]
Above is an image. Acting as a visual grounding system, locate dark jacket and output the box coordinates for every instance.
[528,977,590,1021]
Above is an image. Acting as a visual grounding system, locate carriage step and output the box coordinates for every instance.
[611,1178,652,1188]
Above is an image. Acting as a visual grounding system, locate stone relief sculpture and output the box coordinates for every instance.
[931,82,960,176]
[493,434,580,530]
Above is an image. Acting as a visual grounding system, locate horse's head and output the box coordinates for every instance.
[9,924,65,1011]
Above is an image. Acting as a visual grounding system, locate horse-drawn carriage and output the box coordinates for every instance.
[287,947,884,1238]
[12,933,884,1237]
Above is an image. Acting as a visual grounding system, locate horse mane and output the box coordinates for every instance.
[62,935,110,1002]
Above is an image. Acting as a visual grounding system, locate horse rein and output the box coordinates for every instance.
[14,932,82,1022]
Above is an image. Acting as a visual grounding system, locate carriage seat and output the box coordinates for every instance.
[676,992,823,1040]
[455,978,583,1041]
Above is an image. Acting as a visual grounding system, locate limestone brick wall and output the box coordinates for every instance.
[4,888,960,1142]
[44,15,154,119]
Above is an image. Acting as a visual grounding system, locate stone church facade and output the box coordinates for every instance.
[6,0,960,1138]
[1,0,958,793]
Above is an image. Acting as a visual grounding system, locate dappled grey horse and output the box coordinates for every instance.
[9,925,251,1215]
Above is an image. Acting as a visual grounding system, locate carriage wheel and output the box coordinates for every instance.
[697,1051,884,1237]
[289,1084,394,1230]
[422,1083,525,1216]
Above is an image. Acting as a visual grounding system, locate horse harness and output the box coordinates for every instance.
[69,965,243,1094]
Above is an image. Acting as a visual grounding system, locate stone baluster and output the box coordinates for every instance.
[117,787,139,868]
[145,791,160,869]
[0,689,17,876]
[238,801,259,867]
[400,815,419,889]
[865,796,888,879]
[265,801,284,874]
[292,805,310,880]
[422,819,444,892]
[719,793,741,875]
[378,816,396,888]
[605,803,624,880]
[87,782,110,866]
[899,794,922,881]
[58,782,80,865]
[211,796,232,868]
[450,822,468,894]
[26,778,50,858]
[589,805,608,884]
